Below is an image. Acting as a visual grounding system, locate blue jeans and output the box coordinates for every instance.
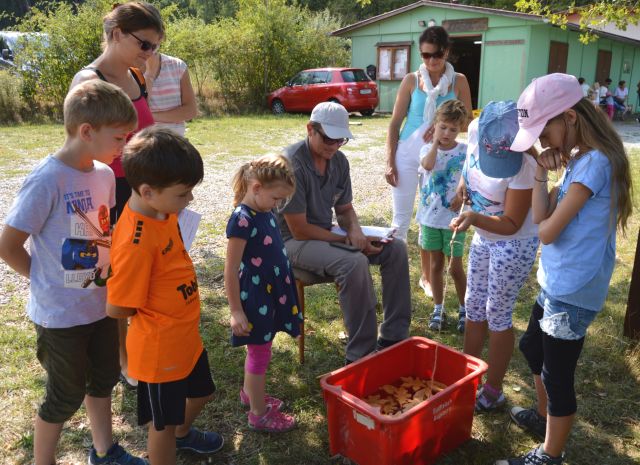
[537,290,598,340]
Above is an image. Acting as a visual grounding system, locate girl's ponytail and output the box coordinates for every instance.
[232,162,251,207]
[232,155,295,207]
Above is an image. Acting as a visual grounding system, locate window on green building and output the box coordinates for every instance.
[377,45,410,81]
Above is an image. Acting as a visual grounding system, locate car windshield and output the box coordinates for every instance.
[341,69,370,83]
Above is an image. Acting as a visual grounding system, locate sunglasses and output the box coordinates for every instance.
[315,127,348,147]
[421,50,445,60]
[128,31,159,53]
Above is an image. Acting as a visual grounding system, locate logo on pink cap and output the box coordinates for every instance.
[510,73,584,152]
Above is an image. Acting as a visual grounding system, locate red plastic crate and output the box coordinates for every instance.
[319,336,488,465]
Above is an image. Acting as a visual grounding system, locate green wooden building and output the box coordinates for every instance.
[333,0,640,112]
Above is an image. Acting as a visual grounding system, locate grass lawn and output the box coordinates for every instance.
[0,115,639,465]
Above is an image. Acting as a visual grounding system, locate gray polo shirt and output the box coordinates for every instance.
[277,139,353,241]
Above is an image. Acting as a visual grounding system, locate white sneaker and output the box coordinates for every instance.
[418,278,433,298]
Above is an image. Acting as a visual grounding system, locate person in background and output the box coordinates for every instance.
[613,80,628,115]
[145,52,197,137]
[599,78,614,120]
[385,25,472,298]
[577,77,589,98]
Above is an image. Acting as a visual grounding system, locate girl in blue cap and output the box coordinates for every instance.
[495,73,632,465]
[450,100,539,413]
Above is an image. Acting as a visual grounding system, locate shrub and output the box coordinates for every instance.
[15,0,109,115]
[0,70,26,123]
[210,0,349,109]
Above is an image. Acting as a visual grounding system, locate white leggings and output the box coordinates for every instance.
[391,135,424,241]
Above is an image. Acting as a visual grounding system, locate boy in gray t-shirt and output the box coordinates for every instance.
[0,81,144,465]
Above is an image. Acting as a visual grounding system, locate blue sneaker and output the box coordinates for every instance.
[176,427,224,454]
[88,442,147,465]
[494,444,564,464]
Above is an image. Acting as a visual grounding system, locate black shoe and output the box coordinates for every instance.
[376,337,400,351]
[494,444,564,465]
[175,428,224,454]
[510,406,547,440]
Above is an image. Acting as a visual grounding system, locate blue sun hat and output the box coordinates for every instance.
[478,100,523,178]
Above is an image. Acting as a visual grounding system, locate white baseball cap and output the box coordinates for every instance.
[310,102,354,140]
[510,73,584,152]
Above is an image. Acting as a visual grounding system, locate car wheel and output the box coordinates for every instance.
[360,109,374,117]
[271,99,286,115]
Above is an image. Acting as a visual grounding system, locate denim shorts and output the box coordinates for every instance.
[537,290,598,340]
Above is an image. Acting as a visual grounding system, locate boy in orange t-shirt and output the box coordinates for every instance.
[106,128,223,465]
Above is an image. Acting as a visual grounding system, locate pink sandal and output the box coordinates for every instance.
[248,404,296,433]
[239,388,284,411]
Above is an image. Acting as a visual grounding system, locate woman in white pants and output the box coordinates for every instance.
[385,26,471,295]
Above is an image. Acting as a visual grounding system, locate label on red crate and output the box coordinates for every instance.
[353,410,375,430]
[432,399,453,421]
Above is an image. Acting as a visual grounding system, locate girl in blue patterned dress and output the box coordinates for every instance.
[224,154,300,433]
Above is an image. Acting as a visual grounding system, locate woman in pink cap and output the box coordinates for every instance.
[495,73,632,465]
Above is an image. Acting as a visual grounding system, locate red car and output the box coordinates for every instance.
[268,67,379,116]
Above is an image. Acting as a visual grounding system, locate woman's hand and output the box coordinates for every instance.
[536,148,565,171]
[230,309,251,337]
[385,161,398,187]
[422,124,435,143]
[450,211,475,232]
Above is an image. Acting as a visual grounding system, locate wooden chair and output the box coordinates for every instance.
[293,267,341,364]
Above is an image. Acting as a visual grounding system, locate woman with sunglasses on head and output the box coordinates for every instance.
[70,1,164,391]
[385,26,472,298]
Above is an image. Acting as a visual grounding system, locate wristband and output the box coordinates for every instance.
[534,176,548,183]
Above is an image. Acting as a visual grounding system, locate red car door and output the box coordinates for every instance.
[303,70,331,110]
[285,71,312,111]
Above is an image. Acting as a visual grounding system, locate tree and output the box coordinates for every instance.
[515,1,640,43]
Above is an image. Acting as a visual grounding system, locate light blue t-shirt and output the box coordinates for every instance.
[399,72,457,140]
[5,155,115,328]
[416,142,466,228]
[537,150,615,312]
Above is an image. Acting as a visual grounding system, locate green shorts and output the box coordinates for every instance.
[420,225,466,257]
[35,317,119,423]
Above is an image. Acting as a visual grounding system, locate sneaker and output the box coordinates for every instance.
[428,308,446,331]
[418,278,433,298]
[475,384,506,412]
[456,308,466,334]
[510,406,547,440]
[175,427,224,454]
[239,388,284,411]
[494,444,564,465]
[88,442,147,465]
[248,404,296,433]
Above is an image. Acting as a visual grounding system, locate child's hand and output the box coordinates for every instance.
[537,149,564,171]
[449,190,464,212]
[422,124,435,143]
[231,310,251,337]
[450,211,474,232]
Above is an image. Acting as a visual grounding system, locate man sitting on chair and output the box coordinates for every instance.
[276,102,412,364]
[613,80,629,114]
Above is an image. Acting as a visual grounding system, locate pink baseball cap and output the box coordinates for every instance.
[510,73,584,152]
